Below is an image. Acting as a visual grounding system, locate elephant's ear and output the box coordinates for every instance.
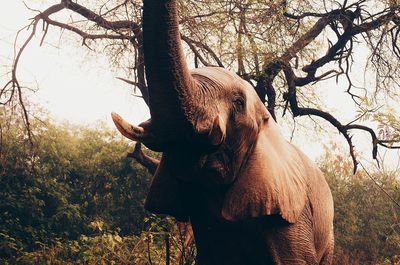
[222,120,308,224]
[145,154,188,222]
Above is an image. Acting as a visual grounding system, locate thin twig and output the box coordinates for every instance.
[359,161,400,209]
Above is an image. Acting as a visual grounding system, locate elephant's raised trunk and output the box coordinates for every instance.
[143,0,197,139]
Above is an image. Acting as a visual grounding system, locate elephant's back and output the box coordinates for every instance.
[305,161,334,262]
[291,145,334,261]
[309,167,334,261]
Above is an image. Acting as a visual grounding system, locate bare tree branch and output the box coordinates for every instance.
[62,0,136,30]
[127,143,159,174]
[181,35,224,67]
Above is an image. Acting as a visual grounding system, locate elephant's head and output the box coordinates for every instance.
[112,0,308,224]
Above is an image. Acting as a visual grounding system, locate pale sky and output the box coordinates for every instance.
[1,1,398,168]
[0,1,149,126]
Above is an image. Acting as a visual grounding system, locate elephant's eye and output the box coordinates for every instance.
[233,97,245,112]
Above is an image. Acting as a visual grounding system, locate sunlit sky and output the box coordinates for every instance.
[0,1,149,126]
[1,1,399,167]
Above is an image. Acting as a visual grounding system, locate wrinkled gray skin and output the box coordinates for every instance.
[112,0,334,264]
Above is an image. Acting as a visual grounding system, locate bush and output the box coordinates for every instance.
[10,216,195,265]
[319,144,400,265]
[0,111,153,262]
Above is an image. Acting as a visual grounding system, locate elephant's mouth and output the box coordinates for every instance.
[200,149,235,185]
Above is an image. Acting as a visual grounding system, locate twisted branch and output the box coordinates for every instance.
[259,4,400,171]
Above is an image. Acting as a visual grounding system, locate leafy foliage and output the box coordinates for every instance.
[11,217,195,265]
[319,144,400,265]
[0,110,152,261]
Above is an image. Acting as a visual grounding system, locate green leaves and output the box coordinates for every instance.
[0,116,153,262]
[319,147,400,264]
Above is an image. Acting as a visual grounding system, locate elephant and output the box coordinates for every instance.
[111,0,334,264]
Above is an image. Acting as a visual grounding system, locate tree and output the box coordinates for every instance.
[2,0,400,171]
[319,145,400,264]
[0,109,153,259]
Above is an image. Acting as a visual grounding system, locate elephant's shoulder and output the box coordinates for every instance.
[289,143,327,184]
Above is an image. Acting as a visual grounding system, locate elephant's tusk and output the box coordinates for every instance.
[111,112,144,142]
